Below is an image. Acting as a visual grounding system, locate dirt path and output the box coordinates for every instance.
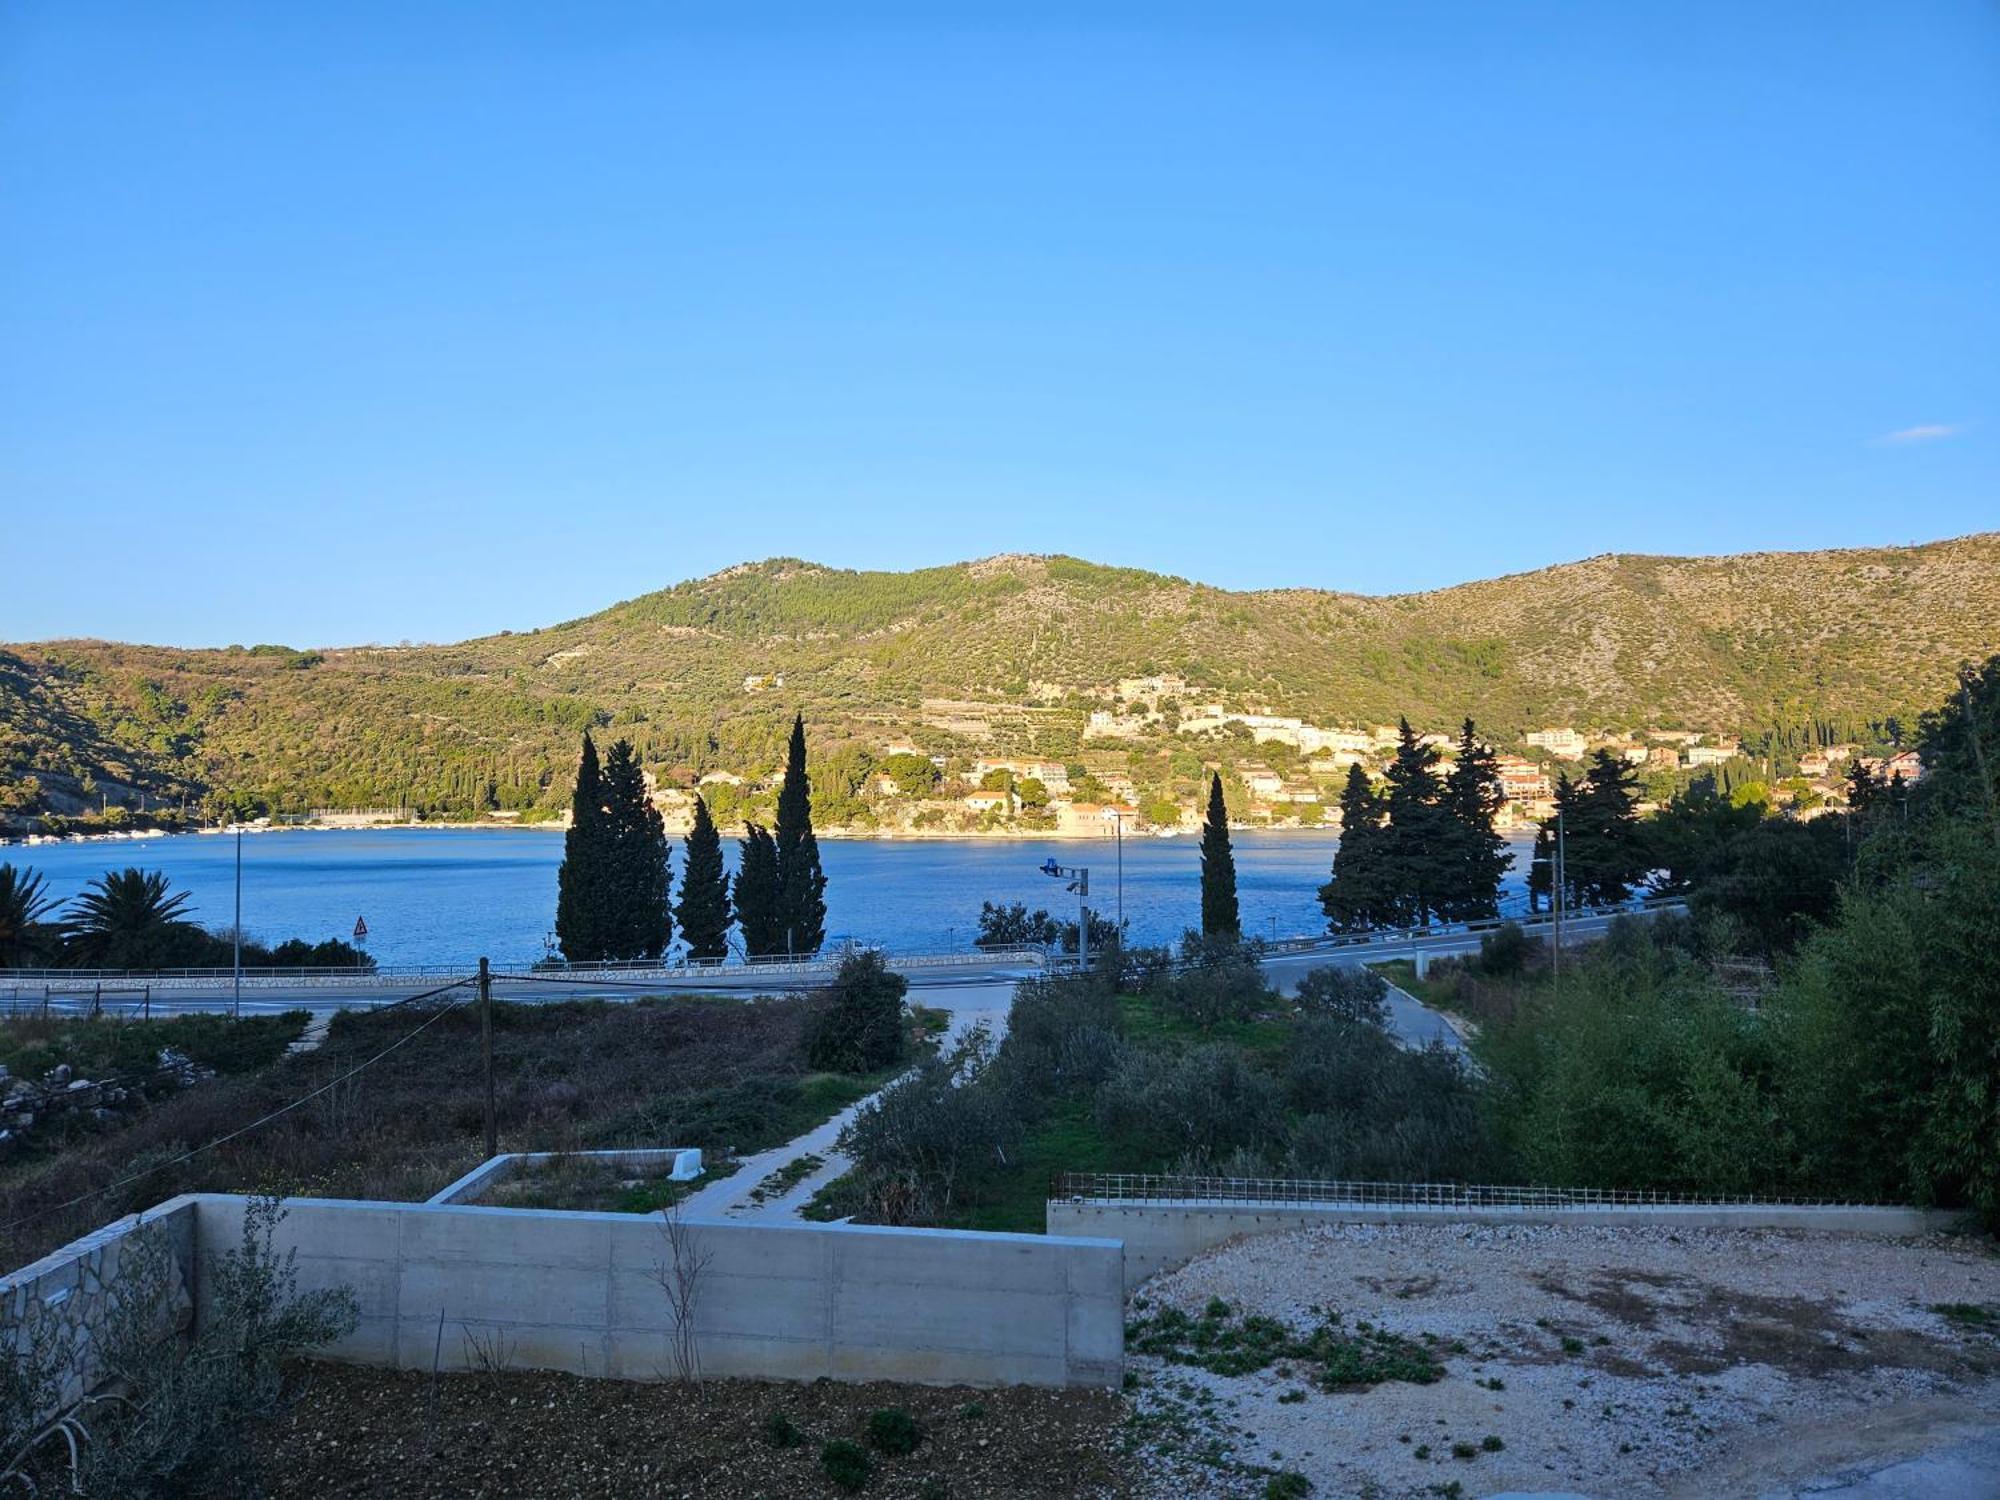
[677,980,1015,1222]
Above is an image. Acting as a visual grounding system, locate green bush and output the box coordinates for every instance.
[821,1438,871,1491]
[1476,921,1534,977]
[1096,1043,1285,1162]
[1293,965,1389,1026]
[28,1197,358,1497]
[866,1406,920,1455]
[761,1410,802,1448]
[805,952,910,1074]
[1265,1474,1312,1499]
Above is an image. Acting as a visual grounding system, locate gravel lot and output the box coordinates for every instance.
[1124,1221,2000,1498]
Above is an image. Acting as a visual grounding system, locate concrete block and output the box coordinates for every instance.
[322,1315,399,1366]
[1066,1290,1125,1370]
[610,1218,829,1281]
[399,1257,609,1330]
[265,1199,410,1261]
[828,1226,1058,1294]
[609,1329,827,1382]
[1064,1242,1124,1302]
[293,1253,400,1321]
[833,1283,1064,1357]
[399,1205,611,1270]
[828,1342,1066,1388]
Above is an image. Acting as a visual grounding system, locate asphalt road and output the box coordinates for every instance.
[3,908,1659,1023]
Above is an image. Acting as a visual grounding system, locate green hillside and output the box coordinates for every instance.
[4,534,1997,830]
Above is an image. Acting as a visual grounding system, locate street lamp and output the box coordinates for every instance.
[232,824,242,1018]
[1039,857,1091,969]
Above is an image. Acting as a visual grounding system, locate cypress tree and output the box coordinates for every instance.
[1846,757,1882,814]
[1320,763,1391,931]
[555,733,606,961]
[1382,717,1451,926]
[734,823,783,957]
[599,738,672,959]
[1199,773,1240,939]
[677,793,732,961]
[1441,718,1510,921]
[774,713,828,957]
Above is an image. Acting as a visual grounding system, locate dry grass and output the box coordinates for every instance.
[1,994,834,1269]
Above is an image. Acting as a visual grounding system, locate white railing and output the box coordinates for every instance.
[1053,1171,1889,1210]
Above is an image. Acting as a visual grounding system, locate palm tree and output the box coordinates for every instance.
[0,863,57,967]
[63,868,196,969]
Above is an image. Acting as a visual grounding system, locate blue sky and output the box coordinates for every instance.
[2,2,1995,647]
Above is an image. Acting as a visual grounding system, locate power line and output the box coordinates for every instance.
[0,975,478,1242]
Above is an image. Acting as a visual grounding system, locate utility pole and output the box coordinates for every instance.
[1114,808,1124,940]
[232,825,243,1019]
[479,957,497,1159]
[1553,803,1567,992]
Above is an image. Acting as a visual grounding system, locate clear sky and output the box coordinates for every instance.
[2,2,1995,648]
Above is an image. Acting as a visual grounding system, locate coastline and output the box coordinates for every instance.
[0,820,1384,850]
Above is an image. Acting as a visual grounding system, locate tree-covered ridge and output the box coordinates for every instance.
[4,534,1997,830]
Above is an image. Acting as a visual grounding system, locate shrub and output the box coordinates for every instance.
[821,1438,871,1491]
[1097,1043,1285,1161]
[804,952,910,1074]
[839,1028,1020,1222]
[1152,934,1273,1030]
[761,1410,802,1448]
[1475,931,1782,1192]
[1265,1474,1313,1499]
[1476,922,1535,977]
[60,1197,356,1497]
[1285,1020,1494,1181]
[1293,965,1389,1027]
[866,1406,920,1454]
[990,973,1123,1101]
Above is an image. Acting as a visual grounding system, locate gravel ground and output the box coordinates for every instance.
[1123,1222,2000,1499]
[256,1363,1128,1498]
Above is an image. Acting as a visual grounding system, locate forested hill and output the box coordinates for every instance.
[5,533,1998,828]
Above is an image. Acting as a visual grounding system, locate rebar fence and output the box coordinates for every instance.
[1052,1172,1893,1210]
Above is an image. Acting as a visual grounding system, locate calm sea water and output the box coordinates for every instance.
[5,828,1534,967]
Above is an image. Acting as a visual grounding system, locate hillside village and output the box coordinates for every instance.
[634,669,1910,839]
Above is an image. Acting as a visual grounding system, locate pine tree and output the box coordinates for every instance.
[1565,750,1644,906]
[734,823,783,957]
[1320,763,1391,931]
[676,793,732,961]
[599,738,672,959]
[1199,773,1240,939]
[773,713,828,957]
[555,733,606,961]
[1382,717,1452,925]
[1441,718,1510,921]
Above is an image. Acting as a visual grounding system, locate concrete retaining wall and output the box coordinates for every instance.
[193,1196,1123,1388]
[1047,1199,1962,1284]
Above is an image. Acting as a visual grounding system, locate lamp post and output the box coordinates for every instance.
[1112,808,1123,940]
[1039,857,1091,969]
